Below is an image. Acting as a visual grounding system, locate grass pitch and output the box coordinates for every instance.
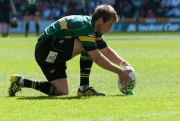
[0,32,180,121]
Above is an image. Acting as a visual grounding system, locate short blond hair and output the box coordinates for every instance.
[92,4,119,23]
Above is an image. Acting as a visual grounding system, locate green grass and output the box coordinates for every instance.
[0,32,180,121]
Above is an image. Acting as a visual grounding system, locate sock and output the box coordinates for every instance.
[80,52,93,91]
[5,32,8,37]
[35,23,39,36]
[25,22,29,34]
[19,77,24,86]
[22,78,56,96]
[2,33,5,37]
[80,85,89,91]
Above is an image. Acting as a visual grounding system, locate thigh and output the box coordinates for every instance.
[0,12,4,23]
[50,78,69,95]
[4,13,10,24]
[36,58,67,81]
[0,12,10,23]
[34,16,39,22]
[26,15,31,22]
[36,59,69,95]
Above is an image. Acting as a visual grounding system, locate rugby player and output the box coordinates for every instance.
[25,0,40,37]
[0,0,16,37]
[8,5,133,96]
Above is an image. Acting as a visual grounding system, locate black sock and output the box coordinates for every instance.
[80,52,93,89]
[5,32,8,37]
[2,33,5,37]
[23,78,56,96]
[35,23,39,34]
[25,22,29,35]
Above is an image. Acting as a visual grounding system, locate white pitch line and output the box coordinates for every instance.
[100,111,180,120]
[133,111,180,118]
[105,36,180,40]
[69,112,180,121]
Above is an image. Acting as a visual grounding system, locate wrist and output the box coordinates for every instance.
[120,60,129,67]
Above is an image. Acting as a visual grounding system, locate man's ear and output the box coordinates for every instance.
[97,17,103,24]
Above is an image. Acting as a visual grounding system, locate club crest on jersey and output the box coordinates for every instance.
[88,33,96,38]
[92,33,96,37]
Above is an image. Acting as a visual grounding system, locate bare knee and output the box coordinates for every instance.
[50,77,69,96]
[56,90,69,96]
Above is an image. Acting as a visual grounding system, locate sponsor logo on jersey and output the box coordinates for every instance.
[45,51,58,63]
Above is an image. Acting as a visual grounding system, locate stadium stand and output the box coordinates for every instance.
[13,0,180,20]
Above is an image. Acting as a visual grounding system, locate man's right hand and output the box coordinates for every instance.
[118,69,132,86]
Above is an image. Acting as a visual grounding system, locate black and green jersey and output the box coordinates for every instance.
[26,0,38,9]
[38,15,107,52]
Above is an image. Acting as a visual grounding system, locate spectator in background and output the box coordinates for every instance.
[88,0,102,15]
[123,1,134,18]
[52,2,62,20]
[114,2,124,18]
[171,0,180,7]
[42,1,53,20]
[25,0,40,37]
[61,1,69,16]
[0,0,16,37]
[140,0,149,13]
[132,0,142,19]
[11,0,180,23]
[161,0,172,8]
[139,9,146,18]
[103,0,116,6]
[146,9,156,18]
[140,0,150,18]
[166,4,180,17]
[156,2,170,17]
[149,0,161,16]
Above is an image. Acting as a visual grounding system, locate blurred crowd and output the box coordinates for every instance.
[14,0,180,20]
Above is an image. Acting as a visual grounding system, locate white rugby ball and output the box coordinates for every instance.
[118,66,136,95]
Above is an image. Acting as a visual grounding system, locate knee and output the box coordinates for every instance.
[56,89,69,96]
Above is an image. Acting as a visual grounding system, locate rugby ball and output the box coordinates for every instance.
[118,66,136,95]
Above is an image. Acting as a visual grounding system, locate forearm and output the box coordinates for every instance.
[10,2,16,11]
[101,47,131,67]
[93,54,122,74]
[88,49,122,74]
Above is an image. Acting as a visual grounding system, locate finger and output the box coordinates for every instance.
[127,81,130,86]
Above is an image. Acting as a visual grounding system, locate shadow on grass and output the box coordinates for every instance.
[16,95,86,100]
[107,94,132,97]
[12,94,130,100]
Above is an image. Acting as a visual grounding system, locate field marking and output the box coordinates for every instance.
[102,112,180,120]
[69,112,180,121]
[106,36,180,40]
[133,111,180,118]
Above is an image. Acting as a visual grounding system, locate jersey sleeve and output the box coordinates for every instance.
[74,24,98,52]
[77,30,98,52]
[95,33,107,49]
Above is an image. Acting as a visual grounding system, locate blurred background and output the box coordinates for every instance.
[10,0,180,33]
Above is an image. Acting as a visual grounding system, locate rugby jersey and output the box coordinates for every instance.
[26,0,38,9]
[38,15,107,51]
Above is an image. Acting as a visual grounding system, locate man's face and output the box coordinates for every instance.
[97,18,115,34]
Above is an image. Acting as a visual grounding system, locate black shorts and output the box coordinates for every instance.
[25,8,39,16]
[35,37,75,81]
[0,12,10,23]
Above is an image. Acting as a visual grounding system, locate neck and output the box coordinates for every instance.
[94,21,98,32]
